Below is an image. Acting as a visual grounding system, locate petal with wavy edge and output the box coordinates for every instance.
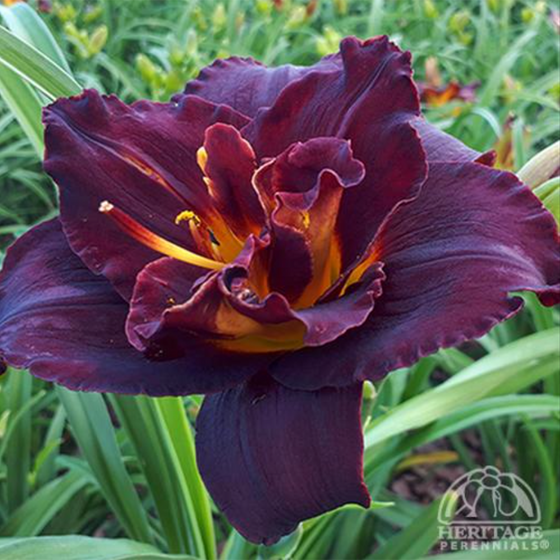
[43,90,248,299]
[270,162,560,390]
[0,220,263,396]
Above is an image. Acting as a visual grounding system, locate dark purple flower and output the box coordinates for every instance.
[0,36,558,544]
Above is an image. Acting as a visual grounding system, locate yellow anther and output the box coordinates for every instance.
[99,200,223,271]
[175,210,202,227]
[196,147,208,173]
[302,211,311,229]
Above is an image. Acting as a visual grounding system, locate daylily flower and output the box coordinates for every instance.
[0,36,558,544]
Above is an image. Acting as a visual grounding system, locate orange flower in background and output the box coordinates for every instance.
[0,0,51,11]
[493,115,531,171]
[418,56,479,107]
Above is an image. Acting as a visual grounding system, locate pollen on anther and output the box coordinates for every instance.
[175,210,201,227]
[99,200,114,213]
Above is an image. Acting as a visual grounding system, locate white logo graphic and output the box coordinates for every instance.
[438,466,540,525]
[437,466,549,553]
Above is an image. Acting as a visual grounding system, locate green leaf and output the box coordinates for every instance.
[56,388,154,545]
[365,329,559,451]
[534,177,560,225]
[368,492,458,559]
[0,64,43,156]
[0,536,197,560]
[367,394,559,473]
[3,369,32,513]
[0,25,81,99]
[0,3,71,72]
[0,2,76,156]
[109,395,209,557]
[0,471,89,537]
[157,397,216,559]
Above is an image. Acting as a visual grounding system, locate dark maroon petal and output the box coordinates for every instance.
[43,90,249,299]
[413,118,496,164]
[182,55,339,118]
[200,123,264,244]
[253,136,365,212]
[253,137,365,304]
[245,36,426,267]
[0,220,260,396]
[127,237,384,352]
[270,162,560,390]
[196,374,370,544]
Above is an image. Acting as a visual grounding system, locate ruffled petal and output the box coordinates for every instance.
[196,374,370,544]
[270,162,560,390]
[182,55,340,118]
[43,90,249,298]
[127,237,384,353]
[0,220,260,396]
[253,137,365,303]
[244,36,426,267]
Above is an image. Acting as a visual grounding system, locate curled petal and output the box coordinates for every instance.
[43,90,248,298]
[196,375,370,544]
[127,237,384,353]
[198,123,264,258]
[245,36,426,266]
[0,220,260,396]
[253,137,365,305]
[270,162,560,390]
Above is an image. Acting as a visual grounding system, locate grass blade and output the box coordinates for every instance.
[109,395,208,556]
[0,471,88,537]
[56,388,154,545]
[0,25,81,99]
[365,329,559,450]
[368,493,458,559]
[0,536,195,559]
[3,369,31,513]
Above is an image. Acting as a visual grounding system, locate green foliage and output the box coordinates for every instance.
[0,1,558,559]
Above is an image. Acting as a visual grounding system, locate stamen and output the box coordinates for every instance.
[302,211,311,229]
[175,210,201,227]
[99,201,223,271]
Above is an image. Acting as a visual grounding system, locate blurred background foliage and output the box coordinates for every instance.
[0,1,558,559]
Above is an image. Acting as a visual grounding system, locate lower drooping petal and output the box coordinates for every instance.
[269,162,560,390]
[0,220,262,396]
[195,374,370,544]
[43,90,249,298]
